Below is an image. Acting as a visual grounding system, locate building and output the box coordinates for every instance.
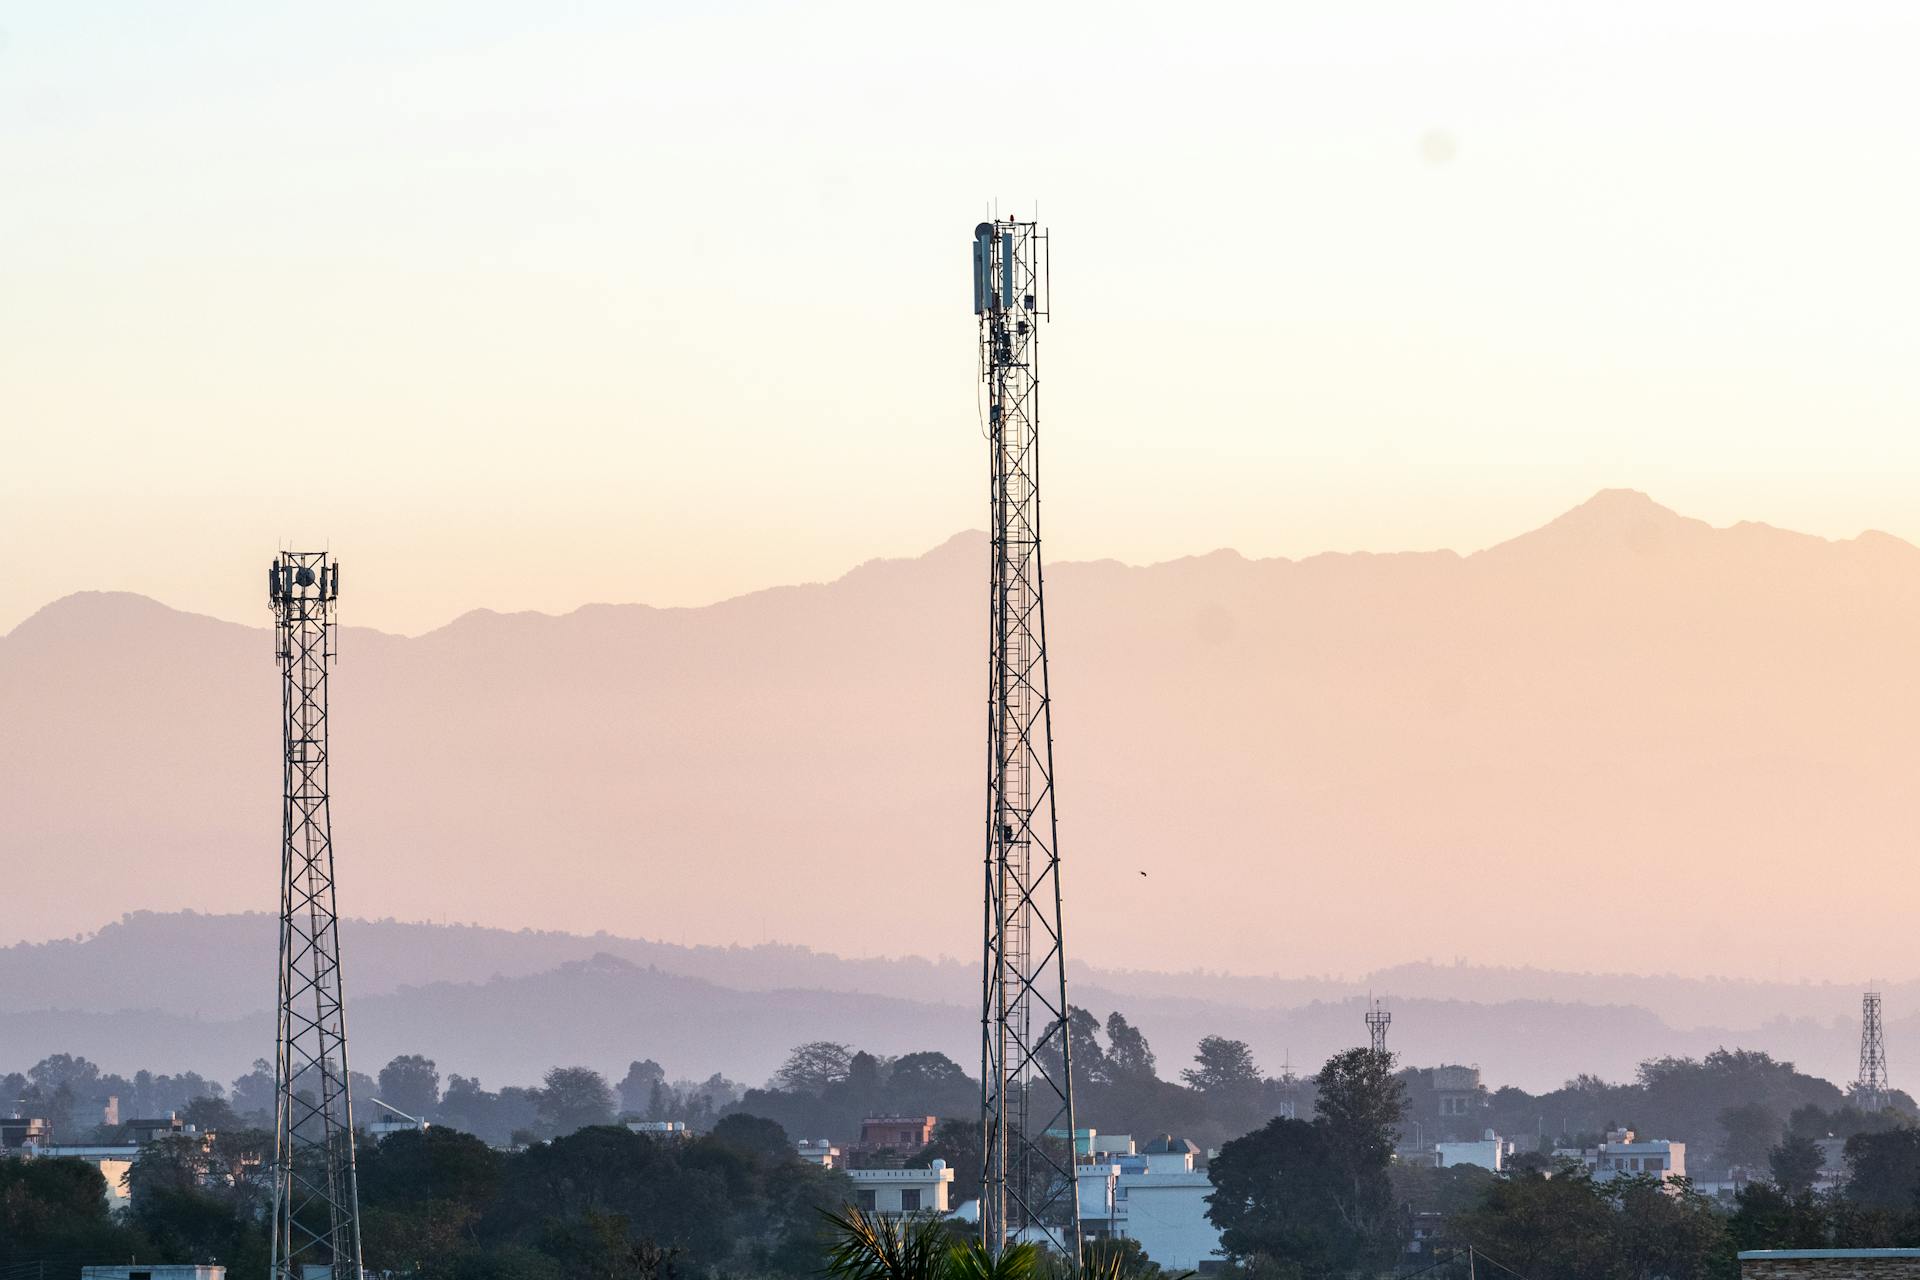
[1739,1250,1920,1280]
[1554,1128,1686,1183]
[26,1144,141,1212]
[120,1114,187,1145]
[846,1161,954,1216]
[850,1115,937,1166]
[1435,1133,1512,1173]
[82,1268,225,1280]
[796,1138,841,1169]
[367,1116,430,1140]
[1077,1133,1224,1272]
[1,1116,52,1150]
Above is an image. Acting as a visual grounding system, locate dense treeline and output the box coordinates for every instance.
[9,1015,1912,1166]
[4,1116,844,1280]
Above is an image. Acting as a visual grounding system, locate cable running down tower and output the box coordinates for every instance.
[973,217,1080,1255]
[267,552,364,1280]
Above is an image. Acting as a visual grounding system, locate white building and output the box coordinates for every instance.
[847,1161,955,1216]
[796,1138,841,1169]
[625,1120,687,1138]
[366,1118,429,1141]
[1077,1134,1224,1271]
[83,1268,224,1280]
[21,1144,140,1212]
[1554,1128,1686,1183]
[1435,1133,1512,1173]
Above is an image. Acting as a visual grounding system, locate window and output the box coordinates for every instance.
[902,1189,921,1212]
[857,1190,876,1211]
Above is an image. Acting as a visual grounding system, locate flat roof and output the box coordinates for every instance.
[1739,1250,1920,1260]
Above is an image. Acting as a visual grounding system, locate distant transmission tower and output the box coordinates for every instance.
[1278,1051,1301,1120]
[973,217,1079,1256]
[1366,997,1392,1056]
[267,553,364,1280]
[1858,987,1890,1113]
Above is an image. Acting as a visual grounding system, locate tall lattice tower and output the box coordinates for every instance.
[1366,997,1391,1056]
[267,552,363,1280]
[973,217,1079,1256]
[1858,988,1890,1113]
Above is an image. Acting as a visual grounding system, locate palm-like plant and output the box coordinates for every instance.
[820,1207,1184,1280]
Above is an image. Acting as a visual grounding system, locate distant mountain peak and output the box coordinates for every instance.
[1556,487,1689,526]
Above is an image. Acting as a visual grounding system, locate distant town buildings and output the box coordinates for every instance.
[1554,1127,1687,1183]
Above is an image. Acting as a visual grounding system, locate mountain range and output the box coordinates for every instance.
[4,489,1917,984]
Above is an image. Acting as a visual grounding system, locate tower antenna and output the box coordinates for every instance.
[267,551,364,1280]
[973,216,1079,1256]
[1858,986,1890,1113]
[1367,995,1392,1057]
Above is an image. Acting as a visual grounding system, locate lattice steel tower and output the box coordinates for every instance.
[267,552,363,1280]
[1858,988,1890,1113]
[1367,998,1392,1056]
[973,217,1079,1256]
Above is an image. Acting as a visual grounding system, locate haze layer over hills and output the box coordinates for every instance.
[0,912,1901,1093]
[2,490,1917,981]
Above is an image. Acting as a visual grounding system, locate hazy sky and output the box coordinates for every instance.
[5,2,1920,635]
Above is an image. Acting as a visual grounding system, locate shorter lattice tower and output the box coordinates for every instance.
[1858,988,1890,1113]
[1366,997,1391,1056]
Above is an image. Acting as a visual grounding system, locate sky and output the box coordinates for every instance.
[5,2,1920,636]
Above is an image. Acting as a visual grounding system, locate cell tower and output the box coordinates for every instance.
[1366,997,1391,1056]
[1278,1052,1301,1120]
[267,552,364,1280]
[1858,988,1890,1113]
[973,217,1079,1256]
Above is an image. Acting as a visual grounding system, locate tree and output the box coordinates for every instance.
[1720,1101,1781,1169]
[1453,1169,1728,1280]
[1106,1012,1157,1080]
[1182,1037,1261,1092]
[379,1053,443,1117]
[1314,1048,1404,1167]
[1311,1048,1404,1255]
[1068,1008,1110,1086]
[181,1093,242,1133]
[708,1113,793,1160]
[536,1067,615,1136]
[909,1118,982,1216]
[230,1058,277,1125]
[1770,1132,1824,1196]
[617,1060,666,1115]
[1207,1117,1358,1278]
[28,1053,102,1095]
[848,1051,888,1095]
[1729,1182,1830,1254]
[1844,1127,1920,1212]
[775,1041,853,1094]
[889,1052,971,1092]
